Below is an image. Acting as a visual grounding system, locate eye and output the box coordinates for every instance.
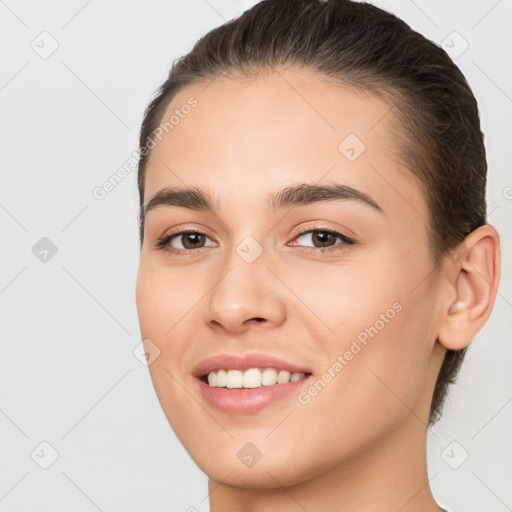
[289,225,356,253]
[154,230,217,256]
[154,224,356,257]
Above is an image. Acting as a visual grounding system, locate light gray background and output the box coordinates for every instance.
[0,1,511,511]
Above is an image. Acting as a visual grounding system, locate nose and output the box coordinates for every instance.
[203,252,287,334]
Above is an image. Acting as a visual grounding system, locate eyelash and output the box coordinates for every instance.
[154,224,356,257]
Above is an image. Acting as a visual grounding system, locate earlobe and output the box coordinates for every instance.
[437,224,501,351]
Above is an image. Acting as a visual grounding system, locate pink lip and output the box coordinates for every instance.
[193,374,313,414]
[192,352,312,378]
[191,352,313,414]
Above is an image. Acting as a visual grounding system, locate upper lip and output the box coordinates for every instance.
[192,352,312,378]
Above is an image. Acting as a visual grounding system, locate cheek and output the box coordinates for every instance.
[294,250,436,419]
[136,261,193,336]
[135,264,198,428]
[135,262,202,384]
[290,299,434,470]
[135,266,162,338]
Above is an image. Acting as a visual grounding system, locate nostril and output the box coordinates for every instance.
[244,317,265,326]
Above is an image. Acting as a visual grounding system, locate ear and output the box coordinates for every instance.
[437,224,501,350]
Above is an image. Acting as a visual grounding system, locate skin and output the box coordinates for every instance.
[135,68,500,512]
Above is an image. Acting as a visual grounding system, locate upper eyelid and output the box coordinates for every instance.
[164,224,346,237]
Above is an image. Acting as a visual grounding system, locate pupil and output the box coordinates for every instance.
[183,232,204,249]
[313,231,334,247]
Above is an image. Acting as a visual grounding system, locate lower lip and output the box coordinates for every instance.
[194,375,313,414]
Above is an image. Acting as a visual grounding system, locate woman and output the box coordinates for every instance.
[135,1,501,510]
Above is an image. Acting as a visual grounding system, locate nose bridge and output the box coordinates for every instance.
[204,235,286,331]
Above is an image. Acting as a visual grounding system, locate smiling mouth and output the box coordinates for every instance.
[199,367,313,389]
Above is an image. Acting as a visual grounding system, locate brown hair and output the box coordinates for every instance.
[136,0,488,425]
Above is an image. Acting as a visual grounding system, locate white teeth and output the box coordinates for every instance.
[216,369,227,387]
[242,368,261,388]
[261,368,277,386]
[277,370,291,384]
[226,369,243,388]
[205,367,307,388]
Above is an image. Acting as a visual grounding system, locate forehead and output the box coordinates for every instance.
[143,68,425,223]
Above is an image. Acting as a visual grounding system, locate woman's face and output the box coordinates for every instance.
[136,69,446,487]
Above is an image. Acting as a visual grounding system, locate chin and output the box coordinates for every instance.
[201,459,308,489]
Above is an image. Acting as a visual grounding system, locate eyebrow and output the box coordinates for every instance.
[144,183,384,216]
